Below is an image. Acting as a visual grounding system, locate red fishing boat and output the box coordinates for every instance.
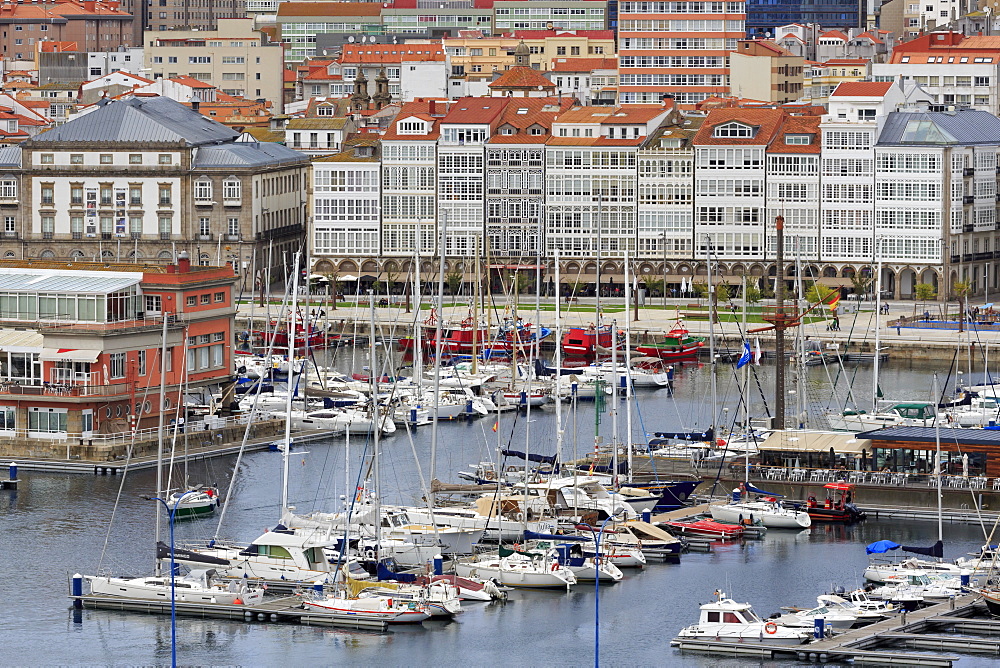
[561,323,622,358]
[635,321,705,360]
[806,482,867,523]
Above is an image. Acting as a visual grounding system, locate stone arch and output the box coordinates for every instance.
[694,262,707,275]
[822,265,838,277]
[730,263,746,275]
[69,250,86,260]
[803,264,821,280]
[639,262,654,274]
[360,260,378,273]
[128,250,143,259]
[3,251,15,258]
[841,266,856,278]
[565,261,581,274]
[582,261,597,273]
[199,253,210,266]
[157,250,173,259]
[899,267,916,299]
[677,263,692,275]
[919,268,939,291]
[749,264,765,277]
[420,261,434,273]
[383,260,400,273]
[39,249,56,259]
[313,259,336,274]
[339,259,358,273]
[101,250,115,259]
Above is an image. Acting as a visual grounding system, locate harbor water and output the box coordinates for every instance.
[2,356,998,666]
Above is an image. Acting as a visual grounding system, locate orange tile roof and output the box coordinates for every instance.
[168,76,215,88]
[820,30,848,40]
[277,2,382,17]
[283,69,297,82]
[692,108,788,146]
[830,81,892,97]
[488,96,573,144]
[488,66,556,90]
[554,105,616,124]
[854,31,884,45]
[441,97,509,123]
[338,44,446,64]
[38,41,79,53]
[549,57,617,72]
[768,115,821,154]
[382,99,450,141]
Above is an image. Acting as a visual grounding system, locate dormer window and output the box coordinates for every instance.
[317,105,334,117]
[785,134,811,145]
[500,126,515,135]
[398,120,427,135]
[528,126,544,135]
[713,122,756,138]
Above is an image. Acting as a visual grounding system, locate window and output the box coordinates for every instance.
[0,179,15,199]
[228,217,239,236]
[28,408,67,434]
[188,56,211,64]
[214,292,225,303]
[158,154,172,165]
[129,185,141,205]
[221,56,245,64]
[194,178,212,201]
[129,154,141,164]
[137,349,147,376]
[223,177,241,201]
[200,294,211,305]
[785,134,811,145]
[211,344,223,368]
[213,332,225,341]
[100,154,112,164]
[40,154,53,164]
[199,217,210,236]
[158,185,171,205]
[858,109,876,120]
[70,154,84,164]
[40,184,54,205]
[110,352,126,379]
[186,295,196,307]
[713,122,755,138]
[145,294,161,315]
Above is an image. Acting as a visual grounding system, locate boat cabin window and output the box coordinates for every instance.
[722,612,741,623]
[348,562,369,577]
[259,545,293,559]
[304,547,325,564]
[706,611,720,622]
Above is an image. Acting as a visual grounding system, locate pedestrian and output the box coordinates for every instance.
[319,308,326,318]
[923,310,930,322]
[896,324,901,335]
[833,317,840,331]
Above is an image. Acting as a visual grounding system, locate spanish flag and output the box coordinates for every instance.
[826,292,841,312]
[492,419,499,433]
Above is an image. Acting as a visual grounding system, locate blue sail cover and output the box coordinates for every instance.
[902,540,944,558]
[746,483,784,498]
[501,449,558,465]
[866,540,901,554]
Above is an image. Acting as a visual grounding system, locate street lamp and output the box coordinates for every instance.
[593,509,626,668]
[151,491,195,668]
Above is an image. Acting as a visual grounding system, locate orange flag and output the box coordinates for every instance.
[492,420,499,432]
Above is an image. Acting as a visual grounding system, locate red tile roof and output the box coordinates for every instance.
[854,31,884,45]
[167,75,214,88]
[382,99,450,141]
[488,66,555,90]
[338,44,446,64]
[276,2,382,16]
[768,115,821,154]
[487,96,574,144]
[830,81,892,97]
[441,97,509,123]
[692,108,788,146]
[508,29,615,40]
[820,30,848,40]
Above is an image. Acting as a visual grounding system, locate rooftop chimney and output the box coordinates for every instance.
[177,250,190,273]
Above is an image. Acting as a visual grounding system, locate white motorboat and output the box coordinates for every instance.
[671,592,813,646]
[838,589,896,616]
[86,568,264,605]
[455,546,576,589]
[402,501,557,541]
[381,507,484,554]
[167,528,336,585]
[776,595,874,631]
[864,557,964,583]
[710,497,811,529]
[361,580,463,617]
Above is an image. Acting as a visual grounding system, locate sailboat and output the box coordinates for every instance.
[709,482,811,529]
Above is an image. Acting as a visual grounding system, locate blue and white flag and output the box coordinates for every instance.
[736,341,752,369]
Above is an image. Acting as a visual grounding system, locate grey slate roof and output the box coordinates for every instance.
[856,425,1000,446]
[877,110,1000,146]
[0,145,21,169]
[193,141,308,168]
[0,268,141,294]
[31,96,238,146]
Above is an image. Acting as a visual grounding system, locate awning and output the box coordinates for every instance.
[758,430,869,454]
[816,277,852,287]
[39,348,100,363]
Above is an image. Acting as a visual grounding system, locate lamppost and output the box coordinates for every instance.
[151,491,195,668]
[593,509,626,668]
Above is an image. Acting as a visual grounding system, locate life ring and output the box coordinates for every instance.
[764,621,778,635]
[363,548,377,560]
[716,438,727,447]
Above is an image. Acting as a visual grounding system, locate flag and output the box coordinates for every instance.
[826,292,841,312]
[737,341,752,369]
[753,337,762,365]
[492,419,499,433]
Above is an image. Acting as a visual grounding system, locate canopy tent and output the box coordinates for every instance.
[746,483,784,498]
[758,430,870,455]
[39,348,100,363]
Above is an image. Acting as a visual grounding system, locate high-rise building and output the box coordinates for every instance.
[617,0,746,107]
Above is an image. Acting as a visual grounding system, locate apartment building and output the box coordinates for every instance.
[144,19,284,110]
[5,96,308,291]
[0,1,133,62]
[871,33,1000,115]
[277,2,384,63]
[728,39,805,104]
[492,1,607,32]
[617,0,746,107]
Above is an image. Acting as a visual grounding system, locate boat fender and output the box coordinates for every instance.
[233,598,243,605]
[764,622,778,635]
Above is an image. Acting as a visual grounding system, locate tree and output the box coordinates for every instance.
[743,278,762,305]
[445,270,463,300]
[691,281,709,299]
[641,274,664,298]
[324,272,340,311]
[384,270,399,297]
[850,273,873,299]
[514,271,533,295]
[914,283,937,302]
[954,278,972,333]
[805,282,837,306]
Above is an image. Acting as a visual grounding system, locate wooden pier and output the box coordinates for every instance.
[71,593,390,631]
[672,594,991,666]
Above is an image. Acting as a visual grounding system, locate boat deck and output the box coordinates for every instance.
[650,503,711,523]
[71,592,390,631]
[672,594,987,666]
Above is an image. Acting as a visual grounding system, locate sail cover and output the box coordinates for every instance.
[902,540,944,558]
[745,483,784,497]
[865,540,901,554]
[501,449,557,465]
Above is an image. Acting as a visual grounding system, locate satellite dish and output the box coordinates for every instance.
[348,36,355,43]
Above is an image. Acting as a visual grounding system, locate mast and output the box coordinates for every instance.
[706,235,719,437]
[624,253,633,484]
[610,318,619,490]
[773,216,786,430]
[428,215,447,507]
[874,245,882,412]
[280,252,300,512]
[154,312,169,574]
[554,251,564,469]
[370,295,381,546]
[472,236,480,375]
[596,190,602,329]
[933,373,943,550]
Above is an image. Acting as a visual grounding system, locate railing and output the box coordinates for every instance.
[50,369,97,384]
[0,380,132,397]
[751,465,999,491]
[0,414,260,445]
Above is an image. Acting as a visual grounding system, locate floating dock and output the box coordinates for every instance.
[672,594,991,666]
[71,592,390,631]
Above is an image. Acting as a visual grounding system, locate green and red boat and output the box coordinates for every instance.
[635,322,705,361]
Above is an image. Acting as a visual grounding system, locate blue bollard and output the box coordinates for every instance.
[465,399,473,415]
[433,554,443,575]
[410,408,417,424]
[520,391,527,406]
[312,583,324,594]
[641,510,651,523]
[9,462,17,481]
[961,573,971,588]
[72,573,83,608]
[814,617,825,639]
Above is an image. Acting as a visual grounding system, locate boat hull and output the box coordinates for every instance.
[710,503,811,529]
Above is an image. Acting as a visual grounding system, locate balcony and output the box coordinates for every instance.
[159,232,172,240]
[196,233,213,241]
[963,195,976,205]
[129,199,142,207]
[225,233,242,241]
[72,232,82,239]
[0,379,132,398]
[2,231,17,239]
[130,232,142,240]
[194,197,215,206]
[50,369,97,385]
[964,167,976,177]
[101,232,112,240]
[223,198,242,207]
[158,199,172,207]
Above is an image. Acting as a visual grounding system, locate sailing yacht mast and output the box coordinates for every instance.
[280,252,300,512]
[873,249,883,412]
[706,235,718,439]
[153,313,169,574]
[610,318,619,490]
[624,253,633,484]
[428,217,447,506]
